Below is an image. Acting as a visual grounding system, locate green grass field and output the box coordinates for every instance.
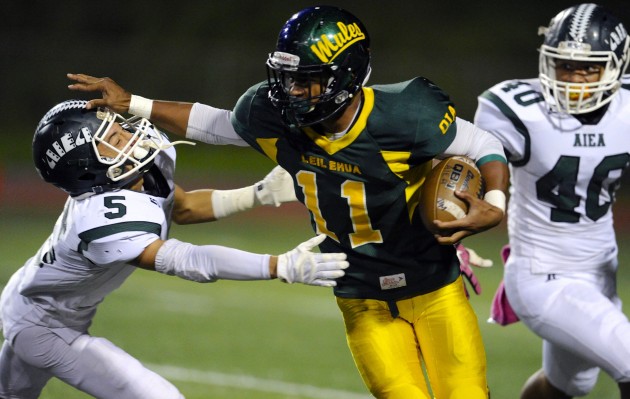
[1,202,628,398]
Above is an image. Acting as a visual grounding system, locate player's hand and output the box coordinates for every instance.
[433,190,504,245]
[456,243,493,296]
[67,73,132,114]
[277,234,348,287]
[456,243,493,268]
[255,165,298,207]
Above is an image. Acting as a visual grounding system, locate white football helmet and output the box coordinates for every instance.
[538,3,630,114]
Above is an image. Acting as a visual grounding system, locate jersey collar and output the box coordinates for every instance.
[302,87,374,155]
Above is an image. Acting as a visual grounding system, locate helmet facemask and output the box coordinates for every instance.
[91,108,164,183]
[267,51,365,127]
[537,3,630,115]
[539,40,628,114]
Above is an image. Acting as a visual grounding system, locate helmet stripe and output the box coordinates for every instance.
[569,4,596,42]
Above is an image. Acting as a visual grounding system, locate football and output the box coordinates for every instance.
[419,156,484,233]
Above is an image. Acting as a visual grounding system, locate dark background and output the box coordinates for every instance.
[1,0,630,199]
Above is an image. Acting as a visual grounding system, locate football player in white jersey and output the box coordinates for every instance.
[0,100,349,399]
[474,4,630,399]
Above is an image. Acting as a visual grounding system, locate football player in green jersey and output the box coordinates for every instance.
[68,6,508,398]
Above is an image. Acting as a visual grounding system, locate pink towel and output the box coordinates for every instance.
[489,245,520,326]
[456,243,482,298]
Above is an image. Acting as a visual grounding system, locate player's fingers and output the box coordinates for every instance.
[67,74,112,93]
[435,230,471,245]
[310,279,337,287]
[67,72,87,83]
[435,235,459,245]
[468,248,494,267]
[319,253,348,262]
[316,269,346,279]
[454,190,476,205]
[84,99,109,110]
[433,218,467,231]
[67,81,105,91]
[315,259,349,271]
[67,73,102,84]
[299,234,327,250]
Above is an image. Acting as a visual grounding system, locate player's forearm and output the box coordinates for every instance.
[479,160,509,213]
[186,103,249,145]
[135,239,276,279]
[155,239,272,282]
[131,94,247,145]
[172,186,217,225]
[173,185,266,224]
[479,160,509,194]
[128,95,193,137]
[150,100,193,137]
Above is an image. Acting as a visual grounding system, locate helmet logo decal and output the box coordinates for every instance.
[45,127,93,169]
[568,3,595,42]
[610,23,628,52]
[310,21,366,63]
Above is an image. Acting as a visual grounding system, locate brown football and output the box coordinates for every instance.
[419,156,484,233]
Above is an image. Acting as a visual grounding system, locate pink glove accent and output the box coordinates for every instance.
[456,243,482,297]
[489,244,520,326]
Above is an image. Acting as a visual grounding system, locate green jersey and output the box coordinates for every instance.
[232,77,460,300]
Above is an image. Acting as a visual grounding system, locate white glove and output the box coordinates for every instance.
[455,243,492,297]
[277,234,348,287]
[456,244,493,268]
[255,165,298,207]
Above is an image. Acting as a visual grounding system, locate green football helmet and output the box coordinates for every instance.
[266,6,371,127]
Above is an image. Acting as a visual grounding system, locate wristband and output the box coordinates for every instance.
[484,190,506,213]
[129,95,153,119]
[211,186,256,219]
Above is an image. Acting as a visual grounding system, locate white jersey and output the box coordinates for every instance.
[0,141,177,344]
[475,76,630,273]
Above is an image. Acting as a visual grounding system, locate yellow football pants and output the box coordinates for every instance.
[337,276,488,399]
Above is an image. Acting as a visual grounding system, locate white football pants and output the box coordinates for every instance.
[504,255,630,396]
[0,326,184,399]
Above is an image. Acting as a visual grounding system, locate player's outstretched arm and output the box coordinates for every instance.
[67,73,192,137]
[209,165,298,220]
[171,166,298,224]
[134,234,348,287]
